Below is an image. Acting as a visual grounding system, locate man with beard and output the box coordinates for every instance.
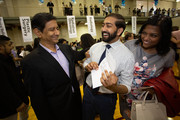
[0,35,29,120]
[82,13,135,120]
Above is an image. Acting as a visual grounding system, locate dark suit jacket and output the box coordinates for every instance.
[22,44,86,120]
[0,54,29,118]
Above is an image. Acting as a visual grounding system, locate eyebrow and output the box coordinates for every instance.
[103,22,113,25]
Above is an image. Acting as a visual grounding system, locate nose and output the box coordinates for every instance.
[101,26,107,33]
[142,34,150,40]
[55,29,60,35]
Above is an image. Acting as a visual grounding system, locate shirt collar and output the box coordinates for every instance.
[102,39,122,49]
[40,43,60,53]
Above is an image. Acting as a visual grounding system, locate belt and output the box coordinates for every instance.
[87,84,116,96]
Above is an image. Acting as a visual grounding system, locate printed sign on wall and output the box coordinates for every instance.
[0,17,7,36]
[132,16,137,34]
[19,16,33,42]
[67,16,77,38]
[86,16,96,36]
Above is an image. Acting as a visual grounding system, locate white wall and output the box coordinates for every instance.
[1,0,180,47]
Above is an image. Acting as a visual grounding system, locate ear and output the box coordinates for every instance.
[117,28,124,36]
[0,44,4,51]
[33,28,42,38]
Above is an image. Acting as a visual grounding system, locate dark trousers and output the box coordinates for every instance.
[82,86,117,120]
[49,8,53,15]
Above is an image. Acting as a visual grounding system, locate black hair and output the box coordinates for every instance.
[136,15,172,56]
[58,38,67,44]
[25,44,33,52]
[31,12,56,32]
[80,33,96,49]
[33,38,40,49]
[105,13,126,36]
[124,32,133,41]
[0,35,10,45]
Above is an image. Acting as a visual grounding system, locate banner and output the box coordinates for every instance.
[71,0,76,3]
[99,0,103,4]
[0,17,7,36]
[131,16,137,34]
[67,16,77,38]
[154,0,158,6]
[19,17,33,42]
[86,16,96,36]
[122,0,125,7]
[39,0,44,3]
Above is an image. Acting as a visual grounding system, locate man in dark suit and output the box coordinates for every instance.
[47,0,54,15]
[0,35,29,120]
[22,13,86,120]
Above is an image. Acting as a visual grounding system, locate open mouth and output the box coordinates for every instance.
[143,40,150,45]
[102,32,109,38]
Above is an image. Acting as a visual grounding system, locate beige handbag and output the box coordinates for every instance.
[131,91,167,120]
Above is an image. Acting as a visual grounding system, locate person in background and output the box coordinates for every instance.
[171,28,180,77]
[78,33,96,86]
[58,38,68,45]
[114,3,121,14]
[119,15,175,120]
[124,32,134,42]
[21,13,87,120]
[108,4,112,14]
[80,33,96,51]
[47,0,54,15]
[79,3,83,16]
[11,46,22,68]
[83,13,135,120]
[90,4,94,15]
[71,42,77,51]
[84,4,87,15]
[19,45,33,58]
[94,4,98,16]
[0,35,29,120]
[69,2,73,15]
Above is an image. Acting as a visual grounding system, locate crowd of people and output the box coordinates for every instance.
[46,0,180,18]
[0,11,180,120]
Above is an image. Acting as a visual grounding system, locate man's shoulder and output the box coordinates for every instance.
[90,42,103,49]
[22,48,40,62]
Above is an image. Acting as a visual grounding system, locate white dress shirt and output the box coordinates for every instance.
[83,40,135,94]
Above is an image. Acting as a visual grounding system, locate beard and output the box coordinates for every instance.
[102,30,117,43]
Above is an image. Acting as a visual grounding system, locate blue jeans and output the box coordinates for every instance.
[82,86,117,120]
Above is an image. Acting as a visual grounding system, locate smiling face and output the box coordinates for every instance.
[101,17,123,44]
[37,20,60,46]
[141,25,161,52]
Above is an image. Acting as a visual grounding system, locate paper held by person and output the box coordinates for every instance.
[91,57,113,88]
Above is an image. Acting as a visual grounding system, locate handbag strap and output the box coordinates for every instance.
[142,91,158,105]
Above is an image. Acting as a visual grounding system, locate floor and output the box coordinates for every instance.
[22,62,180,120]
[25,83,180,120]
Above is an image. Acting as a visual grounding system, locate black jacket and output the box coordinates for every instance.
[22,44,87,120]
[0,54,29,118]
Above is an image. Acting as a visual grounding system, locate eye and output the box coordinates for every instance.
[56,27,60,30]
[141,31,147,36]
[102,24,105,27]
[106,24,112,28]
[150,34,159,38]
[48,28,55,31]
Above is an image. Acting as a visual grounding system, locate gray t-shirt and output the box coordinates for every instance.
[125,40,175,88]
